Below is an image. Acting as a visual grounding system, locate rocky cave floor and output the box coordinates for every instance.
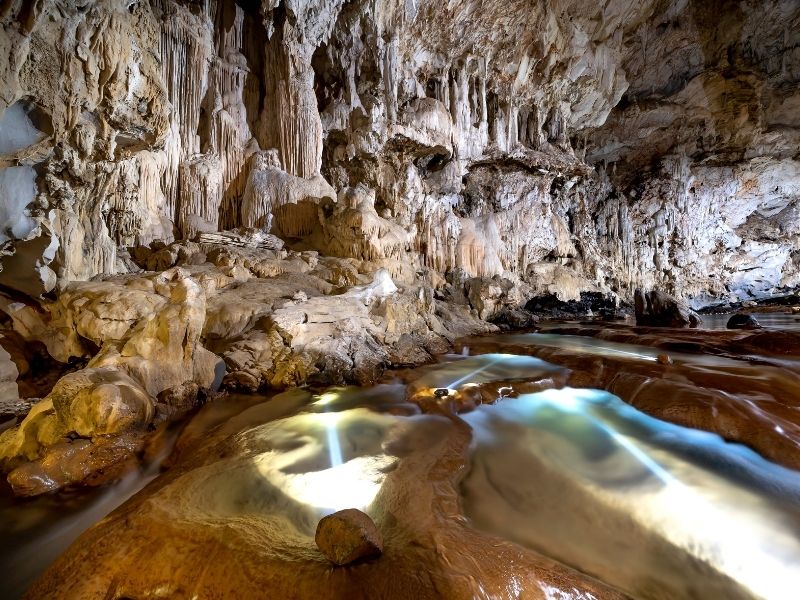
[2,233,800,598]
[1,0,800,596]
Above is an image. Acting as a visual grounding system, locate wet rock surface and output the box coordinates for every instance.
[19,347,800,600]
[24,386,625,600]
[634,289,702,328]
[727,313,763,330]
[315,508,383,566]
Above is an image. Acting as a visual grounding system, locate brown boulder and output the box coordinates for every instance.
[634,289,701,328]
[315,508,383,566]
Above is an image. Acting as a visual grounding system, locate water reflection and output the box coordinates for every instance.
[700,313,800,331]
[462,387,800,599]
[181,386,444,535]
[250,409,398,516]
[5,351,800,599]
[410,352,565,390]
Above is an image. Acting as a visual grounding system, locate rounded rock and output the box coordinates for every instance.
[726,314,762,330]
[315,508,383,566]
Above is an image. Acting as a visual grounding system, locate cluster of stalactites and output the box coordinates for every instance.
[158,6,213,219]
[155,1,261,240]
[413,202,504,279]
[406,53,573,161]
[258,7,325,180]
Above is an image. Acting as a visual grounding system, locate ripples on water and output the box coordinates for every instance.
[3,342,800,598]
[462,387,800,599]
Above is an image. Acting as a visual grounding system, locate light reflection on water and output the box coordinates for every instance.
[461,385,800,600]
[238,356,800,599]
[503,332,743,367]
[410,352,566,390]
[4,350,800,599]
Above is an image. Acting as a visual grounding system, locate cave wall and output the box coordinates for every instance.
[0,0,798,306]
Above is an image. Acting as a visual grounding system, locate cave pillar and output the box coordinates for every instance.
[260,22,323,179]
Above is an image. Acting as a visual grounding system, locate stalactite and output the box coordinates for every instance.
[158,6,213,219]
[382,35,399,123]
[260,15,324,179]
[508,103,519,149]
[454,216,504,277]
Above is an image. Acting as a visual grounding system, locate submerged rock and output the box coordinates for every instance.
[6,432,144,496]
[726,314,763,330]
[315,509,383,566]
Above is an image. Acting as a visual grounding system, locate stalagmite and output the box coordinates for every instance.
[0,2,798,599]
[178,153,223,239]
[240,150,336,236]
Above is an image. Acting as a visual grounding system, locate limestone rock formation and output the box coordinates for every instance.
[0,0,797,497]
[635,289,702,328]
[466,276,521,321]
[0,266,229,490]
[0,342,18,406]
[195,227,284,251]
[0,0,794,307]
[315,508,383,566]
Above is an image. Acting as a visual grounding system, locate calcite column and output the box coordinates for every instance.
[260,22,323,178]
[258,0,345,179]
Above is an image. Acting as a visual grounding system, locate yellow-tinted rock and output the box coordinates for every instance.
[315,508,383,566]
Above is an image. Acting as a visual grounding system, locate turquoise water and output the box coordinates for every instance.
[3,349,800,599]
[461,384,800,599]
